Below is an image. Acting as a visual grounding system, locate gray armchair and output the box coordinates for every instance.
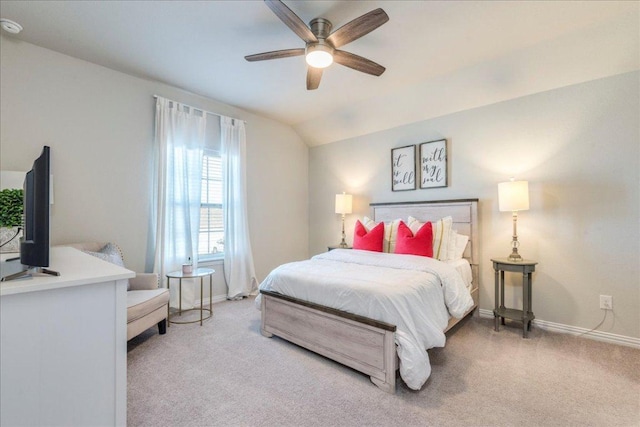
[65,242,169,340]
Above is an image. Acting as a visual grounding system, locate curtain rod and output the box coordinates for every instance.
[153,95,245,124]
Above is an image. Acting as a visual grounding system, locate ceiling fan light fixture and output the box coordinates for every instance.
[246,1,389,89]
[306,44,333,68]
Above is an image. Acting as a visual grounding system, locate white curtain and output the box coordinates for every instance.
[221,116,258,299]
[152,96,206,308]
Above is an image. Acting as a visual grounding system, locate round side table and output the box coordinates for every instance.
[166,268,215,326]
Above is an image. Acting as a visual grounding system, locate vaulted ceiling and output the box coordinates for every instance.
[1,1,638,146]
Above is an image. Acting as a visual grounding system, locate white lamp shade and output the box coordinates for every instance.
[498,180,529,212]
[335,193,353,214]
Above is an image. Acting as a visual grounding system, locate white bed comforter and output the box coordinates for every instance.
[256,249,474,390]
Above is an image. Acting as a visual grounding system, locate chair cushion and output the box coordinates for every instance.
[127,289,169,323]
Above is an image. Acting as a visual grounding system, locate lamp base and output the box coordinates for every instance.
[507,249,523,262]
[508,212,523,262]
[338,214,348,249]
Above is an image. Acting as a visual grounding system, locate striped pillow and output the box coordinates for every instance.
[363,216,401,253]
[447,229,459,261]
[408,216,453,261]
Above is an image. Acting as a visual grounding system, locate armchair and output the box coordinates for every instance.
[65,242,169,340]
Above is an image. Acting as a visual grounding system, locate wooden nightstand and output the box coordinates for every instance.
[328,245,352,251]
[491,258,538,338]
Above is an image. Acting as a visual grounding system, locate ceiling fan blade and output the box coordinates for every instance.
[306,66,323,90]
[326,8,389,48]
[333,50,385,76]
[265,0,318,44]
[245,48,305,62]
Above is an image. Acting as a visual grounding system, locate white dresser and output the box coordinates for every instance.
[1,246,134,426]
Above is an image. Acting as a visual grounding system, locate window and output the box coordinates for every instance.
[199,150,224,258]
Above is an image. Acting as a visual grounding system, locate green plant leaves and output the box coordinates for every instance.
[0,188,24,227]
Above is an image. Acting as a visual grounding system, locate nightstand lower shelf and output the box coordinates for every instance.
[493,307,535,327]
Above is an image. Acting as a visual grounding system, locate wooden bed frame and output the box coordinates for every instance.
[260,199,479,393]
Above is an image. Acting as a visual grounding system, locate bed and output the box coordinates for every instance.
[257,199,479,393]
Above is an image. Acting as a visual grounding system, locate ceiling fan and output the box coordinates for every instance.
[245,0,389,90]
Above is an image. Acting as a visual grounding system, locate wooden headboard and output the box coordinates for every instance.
[370,199,479,287]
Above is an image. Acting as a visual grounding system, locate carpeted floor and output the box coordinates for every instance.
[127,297,640,427]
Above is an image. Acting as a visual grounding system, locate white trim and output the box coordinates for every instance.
[195,293,257,306]
[194,259,227,303]
[478,309,640,349]
[194,294,227,307]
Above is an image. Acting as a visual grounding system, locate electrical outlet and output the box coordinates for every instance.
[599,295,613,310]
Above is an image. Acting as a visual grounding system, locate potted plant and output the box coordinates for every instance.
[0,188,24,253]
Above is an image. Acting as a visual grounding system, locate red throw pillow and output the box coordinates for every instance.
[395,220,433,257]
[353,220,384,252]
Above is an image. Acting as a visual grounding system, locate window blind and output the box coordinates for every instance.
[199,151,224,256]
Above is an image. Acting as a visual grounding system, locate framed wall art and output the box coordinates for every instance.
[419,139,447,189]
[391,145,416,191]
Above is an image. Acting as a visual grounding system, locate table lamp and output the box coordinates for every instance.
[498,179,529,262]
[335,192,352,248]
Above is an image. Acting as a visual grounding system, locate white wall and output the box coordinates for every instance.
[309,72,639,340]
[0,36,309,299]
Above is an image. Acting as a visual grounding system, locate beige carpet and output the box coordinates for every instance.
[127,297,639,427]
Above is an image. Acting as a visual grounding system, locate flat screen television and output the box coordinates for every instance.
[1,146,59,281]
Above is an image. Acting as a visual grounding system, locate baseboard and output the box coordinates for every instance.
[195,294,228,306]
[478,309,640,349]
[214,295,228,304]
[176,294,249,311]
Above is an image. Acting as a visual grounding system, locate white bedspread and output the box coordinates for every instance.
[445,258,474,290]
[256,249,474,390]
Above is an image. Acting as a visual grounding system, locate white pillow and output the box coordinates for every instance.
[83,243,130,290]
[454,233,470,260]
[363,216,401,253]
[406,216,421,235]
